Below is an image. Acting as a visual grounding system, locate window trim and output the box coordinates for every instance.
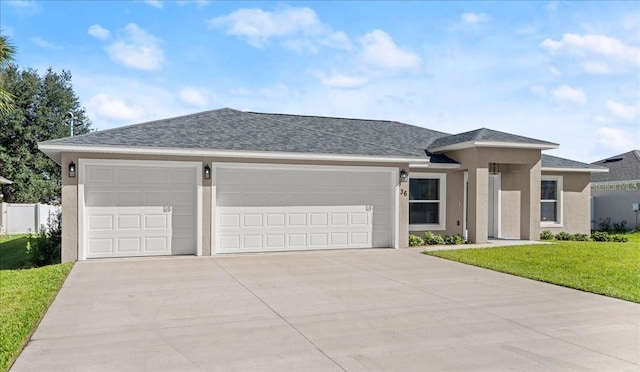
[409,172,446,231]
[540,175,563,227]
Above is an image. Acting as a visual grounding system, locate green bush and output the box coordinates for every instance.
[612,235,629,243]
[591,231,609,242]
[408,234,424,247]
[444,234,465,245]
[423,231,445,245]
[571,233,590,241]
[27,212,62,267]
[555,232,571,241]
[540,230,554,240]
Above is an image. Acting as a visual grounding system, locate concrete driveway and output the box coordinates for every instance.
[11,249,639,371]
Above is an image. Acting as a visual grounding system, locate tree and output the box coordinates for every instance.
[0,34,16,114]
[0,65,92,203]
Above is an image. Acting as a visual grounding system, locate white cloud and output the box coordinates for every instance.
[606,100,639,121]
[541,33,640,65]
[30,37,62,50]
[179,86,209,107]
[461,13,490,24]
[582,61,610,74]
[106,23,164,70]
[144,0,163,8]
[87,24,110,40]
[5,0,39,12]
[208,7,351,51]
[359,30,421,71]
[595,127,636,151]
[551,84,586,105]
[87,93,145,121]
[318,73,368,89]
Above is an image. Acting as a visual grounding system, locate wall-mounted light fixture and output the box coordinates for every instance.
[400,169,409,183]
[68,161,76,178]
[203,165,211,180]
[489,162,500,175]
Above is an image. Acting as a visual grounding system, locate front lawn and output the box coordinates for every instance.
[0,235,29,270]
[424,240,640,303]
[0,234,73,371]
[0,263,73,371]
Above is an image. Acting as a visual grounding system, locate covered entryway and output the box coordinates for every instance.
[213,163,397,253]
[79,159,201,259]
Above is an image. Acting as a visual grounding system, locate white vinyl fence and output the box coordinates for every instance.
[0,202,61,234]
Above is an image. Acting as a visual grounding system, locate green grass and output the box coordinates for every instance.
[424,239,640,303]
[0,235,29,270]
[0,263,73,371]
[0,235,72,371]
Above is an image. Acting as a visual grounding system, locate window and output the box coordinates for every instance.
[541,175,562,226]
[409,173,446,230]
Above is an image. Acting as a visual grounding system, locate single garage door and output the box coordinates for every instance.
[214,163,395,253]
[81,160,199,259]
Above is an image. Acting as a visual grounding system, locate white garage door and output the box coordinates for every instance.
[214,163,396,253]
[81,160,199,259]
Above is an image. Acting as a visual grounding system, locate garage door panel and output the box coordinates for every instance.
[215,166,394,251]
[217,206,374,253]
[83,162,197,259]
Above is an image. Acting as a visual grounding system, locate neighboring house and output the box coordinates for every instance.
[38,108,606,262]
[591,150,640,230]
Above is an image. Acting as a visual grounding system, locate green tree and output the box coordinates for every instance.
[0,34,16,114]
[0,65,91,203]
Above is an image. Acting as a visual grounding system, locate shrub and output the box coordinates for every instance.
[612,235,629,243]
[444,234,465,245]
[596,218,611,232]
[591,231,609,242]
[540,230,554,240]
[27,211,62,267]
[423,231,445,245]
[612,220,628,233]
[571,233,590,241]
[409,234,424,247]
[554,232,571,241]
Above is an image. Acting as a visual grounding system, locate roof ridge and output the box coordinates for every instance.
[248,110,452,137]
[244,112,426,158]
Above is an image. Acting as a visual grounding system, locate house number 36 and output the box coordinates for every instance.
[400,189,407,197]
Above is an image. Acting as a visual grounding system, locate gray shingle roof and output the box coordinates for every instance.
[40,108,454,160]
[591,150,640,182]
[428,127,557,150]
[541,154,607,171]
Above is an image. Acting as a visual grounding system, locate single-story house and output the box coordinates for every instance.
[38,108,607,261]
[591,150,640,230]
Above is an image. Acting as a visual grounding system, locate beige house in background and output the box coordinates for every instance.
[38,108,606,262]
[591,150,640,230]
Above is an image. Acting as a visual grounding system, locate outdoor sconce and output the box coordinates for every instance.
[489,162,500,175]
[400,169,409,183]
[203,165,211,180]
[68,162,76,178]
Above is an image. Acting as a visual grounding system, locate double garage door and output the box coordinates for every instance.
[80,160,395,259]
[214,164,396,253]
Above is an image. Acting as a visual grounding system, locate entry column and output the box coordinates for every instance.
[467,165,489,243]
[520,160,541,240]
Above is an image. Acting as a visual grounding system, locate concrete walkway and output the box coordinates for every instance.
[11,249,639,371]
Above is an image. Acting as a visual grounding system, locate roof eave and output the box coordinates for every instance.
[37,143,431,165]
[429,141,559,153]
[542,167,609,173]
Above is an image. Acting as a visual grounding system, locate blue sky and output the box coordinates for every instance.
[2,0,639,162]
